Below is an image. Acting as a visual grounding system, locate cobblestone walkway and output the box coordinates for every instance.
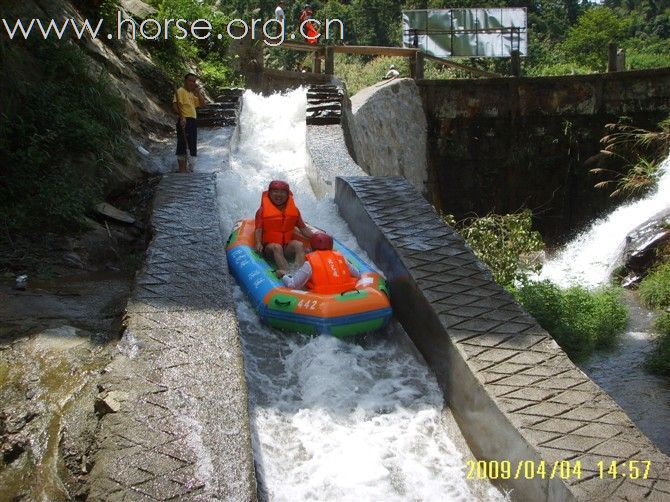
[336,175,670,501]
[88,173,256,501]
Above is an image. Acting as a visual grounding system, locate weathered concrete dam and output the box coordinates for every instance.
[344,68,670,242]
[89,76,670,501]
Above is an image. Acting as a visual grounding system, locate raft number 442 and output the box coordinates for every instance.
[466,460,652,480]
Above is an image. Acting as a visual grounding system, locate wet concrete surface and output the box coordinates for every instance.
[0,273,130,343]
[336,175,670,502]
[0,272,132,500]
[87,172,257,501]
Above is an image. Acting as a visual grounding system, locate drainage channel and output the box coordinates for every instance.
[214,88,505,501]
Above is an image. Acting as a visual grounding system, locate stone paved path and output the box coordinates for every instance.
[88,172,256,501]
[336,175,670,501]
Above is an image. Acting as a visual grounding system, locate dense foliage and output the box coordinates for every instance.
[638,260,670,375]
[443,209,629,361]
[446,210,544,289]
[639,261,670,309]
[0,39,128,234]
[145,0,242,95]
[513,281,629,361]
[249,1,670,83]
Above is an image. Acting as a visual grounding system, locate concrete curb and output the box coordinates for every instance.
[335,175,670,501]
[88,173,257,501]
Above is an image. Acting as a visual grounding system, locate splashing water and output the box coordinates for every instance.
[540,154,670,288]
[216,89,504,501]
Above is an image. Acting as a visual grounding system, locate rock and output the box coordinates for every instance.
[63,251,85,269]
[31,326,90,351]
[1,434,28,464]
[345,79,428,195]
[119,0,157,20]
[13,275,27,291]
[94,202,136,225]
[94,391,128,417]
[626,229,670,271]
[619,208,670,287]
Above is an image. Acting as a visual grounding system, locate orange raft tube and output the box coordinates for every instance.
[225,219,392,337]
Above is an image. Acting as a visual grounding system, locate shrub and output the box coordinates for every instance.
[199,56,244,96]
[454,210,545,289]
[514,281,629,360]
[622,37,670,70]
[646,312,670,376]
[638,262,670,309]
[142,0,241,89]
[332,54,408,95]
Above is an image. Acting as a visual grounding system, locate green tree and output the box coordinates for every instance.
[561,6,630,70]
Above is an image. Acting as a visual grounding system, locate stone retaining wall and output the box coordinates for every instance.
[335,175,670,501]
[342,78,428,195]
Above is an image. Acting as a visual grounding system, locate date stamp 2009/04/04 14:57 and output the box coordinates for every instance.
[466,459,653,481]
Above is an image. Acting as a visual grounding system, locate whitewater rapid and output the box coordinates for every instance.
[540,154,670,288]
[210,88,504,501]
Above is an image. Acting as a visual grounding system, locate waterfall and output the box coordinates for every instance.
[540,153,670,288]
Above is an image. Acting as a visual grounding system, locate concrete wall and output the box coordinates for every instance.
[342,78,429,195]
[335,175,670,501]
[418,68,670,241]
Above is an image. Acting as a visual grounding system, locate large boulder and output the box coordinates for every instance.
[620,208,670,287]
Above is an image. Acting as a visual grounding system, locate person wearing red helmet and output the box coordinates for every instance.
[255,180,314,274]
[281,232,360,292]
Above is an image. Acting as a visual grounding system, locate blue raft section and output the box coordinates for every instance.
[225,220,392,337]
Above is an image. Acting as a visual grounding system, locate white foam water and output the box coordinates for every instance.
[540,154,670,288]
[214,88,504,501]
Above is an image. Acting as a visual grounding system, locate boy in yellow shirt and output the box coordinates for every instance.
[172,73,206,173]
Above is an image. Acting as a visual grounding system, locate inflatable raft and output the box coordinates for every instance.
[225,219,392,337]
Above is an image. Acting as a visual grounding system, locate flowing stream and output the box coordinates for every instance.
[540,153,670,455]
[206,89,504,501]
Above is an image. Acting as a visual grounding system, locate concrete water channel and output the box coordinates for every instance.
[89,87,670,501]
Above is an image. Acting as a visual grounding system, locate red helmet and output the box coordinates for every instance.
[269,180,289,192]
[310,232,333,251]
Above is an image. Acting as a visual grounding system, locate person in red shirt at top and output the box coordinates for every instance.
[299,3,319,44]
[255,180,315,275]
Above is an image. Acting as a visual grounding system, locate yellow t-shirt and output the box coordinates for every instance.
[173,87,200,119]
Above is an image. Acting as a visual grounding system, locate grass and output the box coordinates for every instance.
[638,260,670,375]
[591,116,670,199]
[646,312,670,376]
[639,262,670,309]
[513,281,629,361]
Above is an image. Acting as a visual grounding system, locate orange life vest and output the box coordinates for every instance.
[306,250,358,294]
[260,191,299,245]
